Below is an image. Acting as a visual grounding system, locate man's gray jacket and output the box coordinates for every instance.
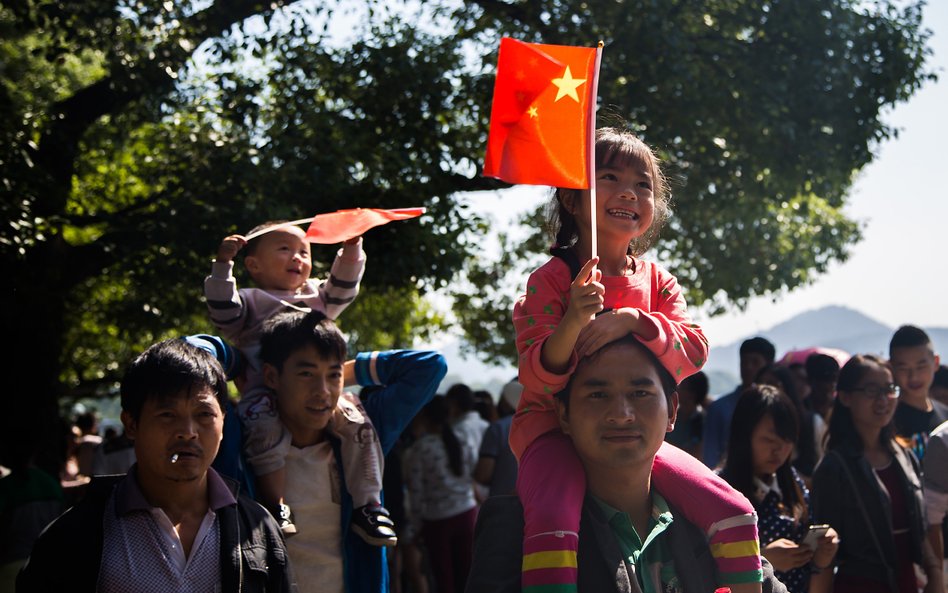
[465,495,788,593]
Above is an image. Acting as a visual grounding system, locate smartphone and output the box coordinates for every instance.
[800,524,830,551]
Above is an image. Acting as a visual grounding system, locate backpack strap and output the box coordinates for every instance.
[829,450,898,592]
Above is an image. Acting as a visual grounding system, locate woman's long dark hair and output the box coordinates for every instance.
[420,396,465,477]
[720,384,809,524]
[756,364,818,476]
[826,354,896,452]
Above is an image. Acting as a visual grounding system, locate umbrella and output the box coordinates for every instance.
[778,347,850,369]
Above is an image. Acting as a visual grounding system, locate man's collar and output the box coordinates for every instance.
[114,465,237,516]
[591,491,673,528]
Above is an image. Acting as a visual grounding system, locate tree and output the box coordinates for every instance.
[1,0,487,470]
[0,0,932,467]
[451,0,933,364]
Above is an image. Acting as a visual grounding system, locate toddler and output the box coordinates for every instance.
[205,221,396,546]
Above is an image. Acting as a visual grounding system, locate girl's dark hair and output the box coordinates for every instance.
[421,397,465,477]
[549,127,670,256]
[756,364,818,476]
[720,384,809,524]
[826,354,896,451]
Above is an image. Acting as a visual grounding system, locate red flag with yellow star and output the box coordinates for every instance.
[483,38,600,189]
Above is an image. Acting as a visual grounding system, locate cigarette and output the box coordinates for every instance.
[170,453,179,463]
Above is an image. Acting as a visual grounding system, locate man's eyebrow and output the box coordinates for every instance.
[291,360,343,370]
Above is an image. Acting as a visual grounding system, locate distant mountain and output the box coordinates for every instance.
[760,305,892,351]
[704,305,948,394]
[427,305,948,400]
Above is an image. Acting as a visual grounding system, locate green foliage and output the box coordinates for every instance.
[446,0,932,363]
[0,0,934,409]
[341,285,448,353]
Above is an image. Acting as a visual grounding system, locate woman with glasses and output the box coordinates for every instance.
[811,355,943,593]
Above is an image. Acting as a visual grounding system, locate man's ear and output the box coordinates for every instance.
[666,391,679,433]
[555,397,571,436]
[263,362,280,390]
[121,410,137,441]
[934,353,941,368]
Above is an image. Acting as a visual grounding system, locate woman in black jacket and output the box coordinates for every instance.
[811,354,942,593]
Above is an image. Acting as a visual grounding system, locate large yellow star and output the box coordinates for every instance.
[551,66,586,103]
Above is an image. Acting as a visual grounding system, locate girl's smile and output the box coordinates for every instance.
[568,164,655,249]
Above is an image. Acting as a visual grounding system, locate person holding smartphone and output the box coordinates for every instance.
[812,355,943,593]
[720,384,839,593]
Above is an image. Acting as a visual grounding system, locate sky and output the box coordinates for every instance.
[464,1,948,348]
[694,0,948,344]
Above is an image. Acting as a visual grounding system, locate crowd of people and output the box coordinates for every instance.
[1,126,948,593]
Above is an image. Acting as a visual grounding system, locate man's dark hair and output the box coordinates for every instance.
[75,411,98,435]
[554,336,677,412]
[934,364,948,389]
[739,337,776,364]
[678,371,709,400]
[121,339,228,422]
[805,353,840,383]
[445,383,476,413]
[259,310,347,371]
[889,324,933,356]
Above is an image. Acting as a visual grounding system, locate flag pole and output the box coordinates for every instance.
[245,217,316,240]
[587,41,604,264]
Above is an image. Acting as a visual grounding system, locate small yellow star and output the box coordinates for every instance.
[551,66,586,103]
[515,91,527,104]
[515,70,526,81]
[528,106,539,118]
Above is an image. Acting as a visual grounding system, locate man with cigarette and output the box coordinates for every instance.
[18,338,294,593]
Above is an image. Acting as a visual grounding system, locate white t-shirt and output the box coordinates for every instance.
[284,441,344,593]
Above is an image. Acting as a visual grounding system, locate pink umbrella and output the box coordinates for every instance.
[778,347,850,369]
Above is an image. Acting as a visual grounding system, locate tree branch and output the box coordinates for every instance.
[34,0,295,215]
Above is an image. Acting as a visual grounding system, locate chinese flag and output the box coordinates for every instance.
[483,38,599,189]
[305,207,426,244]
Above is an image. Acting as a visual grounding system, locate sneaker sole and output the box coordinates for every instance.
[351,524,398,547]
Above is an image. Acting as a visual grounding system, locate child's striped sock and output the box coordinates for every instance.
[709,514,763,585]
[522,532,579,593]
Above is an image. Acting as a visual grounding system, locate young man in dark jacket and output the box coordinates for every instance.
[467,336,786,593]
[18,338,294,593]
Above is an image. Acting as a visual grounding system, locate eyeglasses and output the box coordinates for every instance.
[849,384,900,400]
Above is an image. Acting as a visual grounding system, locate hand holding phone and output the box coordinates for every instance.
[800,524,830,551]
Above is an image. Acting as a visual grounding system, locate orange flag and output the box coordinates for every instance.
[304,207,426,244]
[483,38,600,189]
